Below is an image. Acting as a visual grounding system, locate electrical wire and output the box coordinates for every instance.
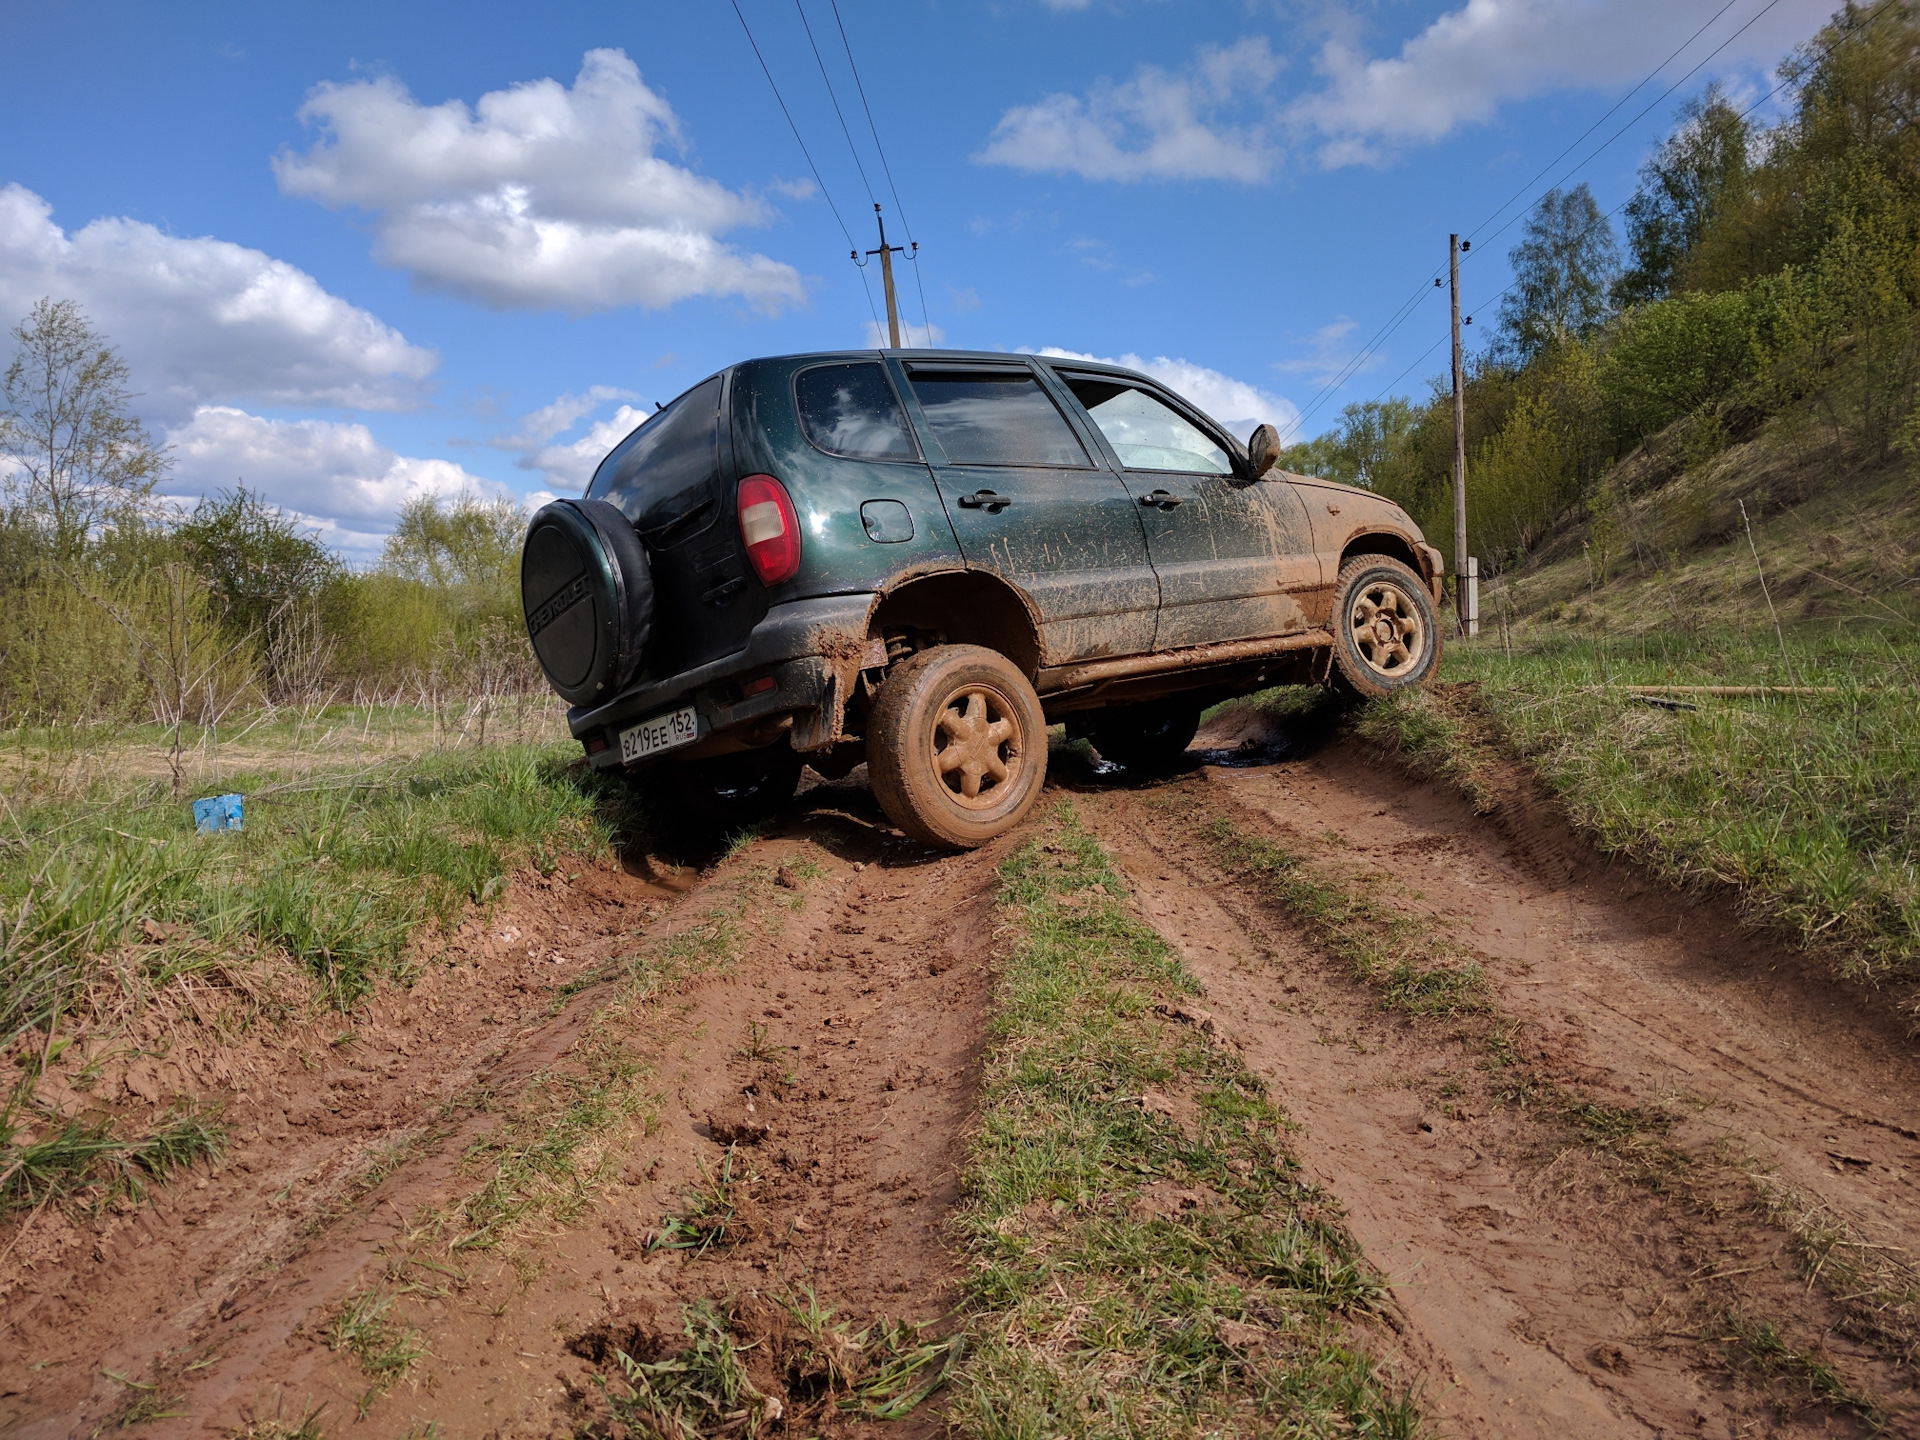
[1465,0,1790,257]
[828,0,936,343]
[795,0,877,205]
[1287,0,1793,442]
[728,0,857,250]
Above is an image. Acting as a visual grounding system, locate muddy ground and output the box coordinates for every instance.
[3,709,1916,1438]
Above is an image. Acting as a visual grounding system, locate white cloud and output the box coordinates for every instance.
[862,319,946,348]
[493,391,653,494]
[1270,318,1377,384]
[0,183,437,425]
[1294,0,1824,167]
[165,406,501,558]
[976,38,1281,183]
[275,49,806,314]
[1034,347,1299,435]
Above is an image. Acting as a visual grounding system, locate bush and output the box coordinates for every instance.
[1601,289,1762,442]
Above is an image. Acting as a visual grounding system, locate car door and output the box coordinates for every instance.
[894,359,1158,664]
[1048,369,1321,651]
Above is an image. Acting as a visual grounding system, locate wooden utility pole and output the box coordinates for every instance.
[1449,233,1469,631]
[867,205,905,348]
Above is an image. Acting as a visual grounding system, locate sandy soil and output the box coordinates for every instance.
[3,716,1916,1437]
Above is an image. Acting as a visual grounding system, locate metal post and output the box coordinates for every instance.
[1450,234,1468,633]
[872,205,902,348]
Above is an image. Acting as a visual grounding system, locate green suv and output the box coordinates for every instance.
[520,349,1443,847]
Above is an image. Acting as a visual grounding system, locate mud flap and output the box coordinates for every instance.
[790,666,844,753]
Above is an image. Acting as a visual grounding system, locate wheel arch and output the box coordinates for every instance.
[1339,530,1422,574]
[869,568,1043,678]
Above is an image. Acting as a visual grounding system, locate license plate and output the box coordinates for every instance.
[619,704,699,763]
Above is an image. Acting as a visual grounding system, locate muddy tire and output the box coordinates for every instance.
[1086,699,1203,773]
[1328,555,1442,700]
[658,743,803,837]
[867,645,1048,849]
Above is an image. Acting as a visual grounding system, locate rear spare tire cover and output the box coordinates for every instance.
[521,498,653,706]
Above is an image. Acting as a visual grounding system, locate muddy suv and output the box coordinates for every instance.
[521,350,1444,847]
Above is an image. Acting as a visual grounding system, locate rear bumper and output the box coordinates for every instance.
[1415,542,1446,603]
[568,593,878,769]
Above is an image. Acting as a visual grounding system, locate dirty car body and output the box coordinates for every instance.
[521,349,1444,843]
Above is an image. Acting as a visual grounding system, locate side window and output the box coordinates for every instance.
[1061,376,1234,475]
[905,370,1089,467]
[795,362,918,460]
[588,375,723,541]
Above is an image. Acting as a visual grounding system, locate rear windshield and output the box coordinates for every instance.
[905,370,1089,467]
[588,375,723,542]
[795,362,918,460]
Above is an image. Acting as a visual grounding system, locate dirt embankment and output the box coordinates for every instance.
[4,720,1917,1437]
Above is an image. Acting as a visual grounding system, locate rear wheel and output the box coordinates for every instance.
[1085,698,1203,772]
[1328,555,1441,699]
[868,645,1048,849]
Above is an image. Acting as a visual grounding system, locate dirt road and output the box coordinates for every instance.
[3,713,1915,1437]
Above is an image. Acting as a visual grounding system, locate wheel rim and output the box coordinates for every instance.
[1348,579,1428,678]
[930,684,1026,811]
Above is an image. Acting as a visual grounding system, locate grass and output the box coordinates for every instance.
[229,1399,329,1439]
[0,1098,223,1214]
[1194,816,1487,1017]
[595,1293,965,1437]
[651,1146,752,1255]
[0,736,632,1039]
[1360,628,1920,986]
[1750,1170,1920,1375]
[1714,1309,1884,1425]
[326,1287,428,1413]
[947,803,1422,1439]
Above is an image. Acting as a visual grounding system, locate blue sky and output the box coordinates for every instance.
[1,0,1831,558]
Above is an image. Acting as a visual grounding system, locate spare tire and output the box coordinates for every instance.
[521,498,653,706]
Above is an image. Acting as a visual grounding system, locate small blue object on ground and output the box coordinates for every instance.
[192,793,245,834]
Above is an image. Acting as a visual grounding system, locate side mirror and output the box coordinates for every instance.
[1246,423,1282,479]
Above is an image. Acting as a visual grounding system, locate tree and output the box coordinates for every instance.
[1613,85,1750,307]
[1495,185,1621,364]
[0,298,167,557]
[381,492,526,594]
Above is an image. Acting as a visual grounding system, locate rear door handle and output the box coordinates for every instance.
[958,489,1013,512]
[1139,489,1183,510]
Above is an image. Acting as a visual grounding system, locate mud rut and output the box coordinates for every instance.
[3,721,1917,1438]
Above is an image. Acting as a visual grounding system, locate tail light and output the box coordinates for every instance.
[737,474,801,586]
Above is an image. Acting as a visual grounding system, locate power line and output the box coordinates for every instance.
[827,0,935,342]
[1287,0,1790,442]
[1466,0,1790,257]
[1464,0,1746,245]
[795,0,877,206]
[728,0,858,250]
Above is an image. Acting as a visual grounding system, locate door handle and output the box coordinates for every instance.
[1139,489,1183,510]
[958,489,1013,512]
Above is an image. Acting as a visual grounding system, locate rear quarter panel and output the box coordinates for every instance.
[730,356,963,602]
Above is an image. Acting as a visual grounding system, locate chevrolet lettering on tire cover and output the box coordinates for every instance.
[521,350,1444,847]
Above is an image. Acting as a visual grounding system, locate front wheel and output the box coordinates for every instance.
[1328,555,1442,700]
[867,645,1048,849]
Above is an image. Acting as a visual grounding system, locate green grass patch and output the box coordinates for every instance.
[948,804,1423,1439]
[1713,1310,1884,1425]
[326,1287,429,1414]
[0,1097,223,1214]
[1384,631,1920,983]
[1197,818,1487,1017]
[0,740,631,1033]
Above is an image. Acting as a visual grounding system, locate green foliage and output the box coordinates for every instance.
[1442,635,1920,982]
[1601,289,1764,442]
[947,807,1422,1439]
[1495,184,1621,364]
[1614,84,1751,307]
[0,298,166,560]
